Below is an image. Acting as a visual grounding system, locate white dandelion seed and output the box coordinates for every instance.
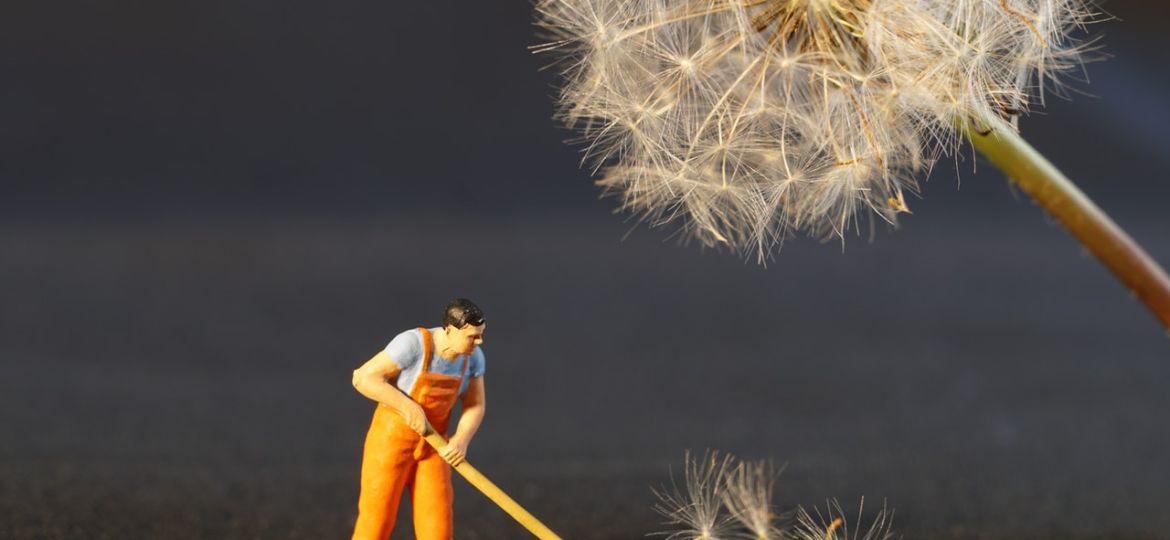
[652,451,738,540]
[721,459,786,539]
[792,497,896,540]
[534,0,1095,261]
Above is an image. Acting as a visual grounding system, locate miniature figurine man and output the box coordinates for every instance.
[350,298,487,540]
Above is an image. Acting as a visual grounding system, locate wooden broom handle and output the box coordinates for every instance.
[422,424,563,540]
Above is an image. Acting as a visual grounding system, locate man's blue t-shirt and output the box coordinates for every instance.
[384,327,485,397]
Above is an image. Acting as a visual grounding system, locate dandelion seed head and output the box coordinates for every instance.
[535,0,1096,259]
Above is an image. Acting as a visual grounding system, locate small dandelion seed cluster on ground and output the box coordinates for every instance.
[652,452,895,540]
[535,0,1094,259]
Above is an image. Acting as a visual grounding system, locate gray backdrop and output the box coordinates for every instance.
[2,1,1168,538]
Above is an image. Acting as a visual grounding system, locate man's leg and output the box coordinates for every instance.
[352,417,416,540]
[411,451,454,540]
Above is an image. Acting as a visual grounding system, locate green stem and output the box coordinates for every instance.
[961,110,1170,331]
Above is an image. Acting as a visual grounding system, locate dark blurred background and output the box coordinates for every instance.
[1,1,1168,539]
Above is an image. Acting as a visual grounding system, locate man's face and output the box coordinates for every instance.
[446,323,485,355]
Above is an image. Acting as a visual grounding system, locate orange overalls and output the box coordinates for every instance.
[352,327,469,540]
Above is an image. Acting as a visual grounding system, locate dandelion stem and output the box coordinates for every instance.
[962,110,1170,330]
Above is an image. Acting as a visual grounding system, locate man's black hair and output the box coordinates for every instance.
[442,298,485,328]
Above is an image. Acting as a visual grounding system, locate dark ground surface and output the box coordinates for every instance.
[1,200,1168,539]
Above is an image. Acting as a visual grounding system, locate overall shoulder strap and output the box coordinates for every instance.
[418,327,434,373]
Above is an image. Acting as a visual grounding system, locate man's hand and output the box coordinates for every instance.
[398,402,428,435]
[439,437,469,467]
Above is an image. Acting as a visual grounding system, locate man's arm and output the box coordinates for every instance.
[439,376,486,466]
[351,350,428,434]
